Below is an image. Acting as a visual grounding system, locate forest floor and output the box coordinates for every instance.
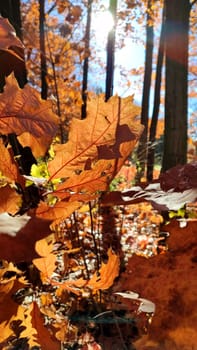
[114,218,197,350]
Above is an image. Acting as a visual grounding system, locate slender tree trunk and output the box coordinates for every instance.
[147,5,165,181]
[105,0,117,101]
[39,0,48,99]
[162,0,190,171]
[81,0,93,119]
[135,0,154,183]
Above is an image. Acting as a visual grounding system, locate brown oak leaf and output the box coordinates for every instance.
[0,74,59,154]
[48,94,142,181]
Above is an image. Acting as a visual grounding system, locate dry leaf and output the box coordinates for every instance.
[0,321,14,344]
[88,248,120,292]
[36,200,81,225]
[23,301,60,350]
[0,185,22,215]
[18,131,53,158]
[0,74,59,152]
[33,254,56,281]
[0,139,23,184]
[33,238,56,280]
[52,277,86,296]
[34,237,54,257]
[48,94,142,181]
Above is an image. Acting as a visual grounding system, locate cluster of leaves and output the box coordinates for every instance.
[0,19,144,349]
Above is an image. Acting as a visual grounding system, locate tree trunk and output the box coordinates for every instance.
[39,0,48,100]
[81,0,93,119]
[147,5,165,181]
[162,0,190,171]
[135,0,154,183]
[105,0,117,101]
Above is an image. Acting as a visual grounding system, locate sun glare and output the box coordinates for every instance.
[92,10,114,44]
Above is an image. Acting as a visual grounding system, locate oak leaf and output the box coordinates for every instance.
[18,131,53,158]
[87,248,120,292]
[48,94,142,181]
[36,200,81,226]
[0,74,59,153]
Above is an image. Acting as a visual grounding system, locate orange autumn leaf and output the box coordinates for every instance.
[21,301,60,350]
[0,321,14,344]
[87,248,120,292]
[33,254,56,280]
[18,131,54,158]
[52,277,86,296]
[54,321,69,342]
[54,162,111,197]
[0,139,23,184]
[0,276,27,324]
[34,237,54,257]
[0,185,22,215]
[0,74,59,153]
[33,238,56,280]
[48,94,142,181]
[36,200,81,225]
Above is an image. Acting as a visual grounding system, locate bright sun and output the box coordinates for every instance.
[92,10,114,44]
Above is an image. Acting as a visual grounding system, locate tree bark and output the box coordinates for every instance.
[147,5,165,181]
[39,0,48,99]
[105,0,117,101]
[135,0,154,182]
[81,0,93,119]
[162,0,190,171]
